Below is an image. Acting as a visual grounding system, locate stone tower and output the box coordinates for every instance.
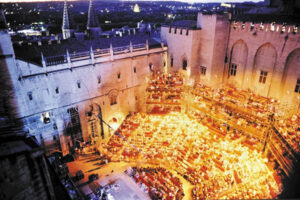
[0,10,22,120]
[62,0,72,39]
[87,0,102,38]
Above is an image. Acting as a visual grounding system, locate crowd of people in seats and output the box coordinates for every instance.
[190,97,267,139]
[191,82,299,168]
[189,110,262,151]
[146,71,184,113]
[276,114,300,153]
[192,83,280,121]
[126,167,184,200]
[102,112,281,199]
[96,71,300,199]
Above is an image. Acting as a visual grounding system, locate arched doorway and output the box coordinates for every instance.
[228,40,248,88]
[252,43,277,96]
[281,48,300,112]
[86,103,105,144]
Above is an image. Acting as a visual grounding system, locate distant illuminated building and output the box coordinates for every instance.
[221,3,232,8]
[133,3,140,13]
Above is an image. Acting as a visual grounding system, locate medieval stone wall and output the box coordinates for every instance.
[226,21,300,111]
[8,40,166,154]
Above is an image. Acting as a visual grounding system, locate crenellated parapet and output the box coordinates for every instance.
[231,21,298,36]
[162,26,192,36]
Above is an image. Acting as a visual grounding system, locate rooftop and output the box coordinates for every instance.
[13,33,162,66]
[162,20,198,30]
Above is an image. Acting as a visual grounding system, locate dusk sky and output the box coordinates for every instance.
[0,0,264,3]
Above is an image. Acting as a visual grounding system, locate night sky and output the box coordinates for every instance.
[0,0,264,3]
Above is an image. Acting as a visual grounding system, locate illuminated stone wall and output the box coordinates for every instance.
[161,26,195,75]
[161,13,230,86]
[162,13,300,113]
[227,21,300,111]
[2,26,166,154]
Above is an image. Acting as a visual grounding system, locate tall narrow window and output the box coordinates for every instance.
[295,78,300,93]
[293,26,298,34]
[259,22,264,31]
[281,24,286,33]
[171,57,173,67]
[134,67,136,73]
[174,28,177,34]
[186,29,189,36]
[180,29,183,35]
[200,66,206,75]
[55,87,59,94]
[77,81,81,89]
[149,63,153,71]
[42,112,51,124]
[229,64,237,76]
[117,73,121,79]
[270,22,275,32]
[242,23,245,29]
[259,71,268,84]
[169,27,171,33]
[233,21,237,29]
[28,92,33,101]
[97,76,101,84]
[182,60,187,70]
[110,95,117,105]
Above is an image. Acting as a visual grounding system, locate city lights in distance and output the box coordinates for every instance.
[0,0,264,3]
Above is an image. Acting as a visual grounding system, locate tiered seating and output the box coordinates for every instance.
[146,71,184,113]
[276,114,300,153]
[128,167,184,200]
[103,112,281,199]
[192,83,280,122]
[99,72,300,199]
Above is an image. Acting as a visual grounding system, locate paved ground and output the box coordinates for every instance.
[105,174,150,200]
[67,153,150,199]
[67,153,192,200]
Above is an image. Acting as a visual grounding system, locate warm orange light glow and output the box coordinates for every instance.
[102,112,282,199]
[97,71,295,199]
